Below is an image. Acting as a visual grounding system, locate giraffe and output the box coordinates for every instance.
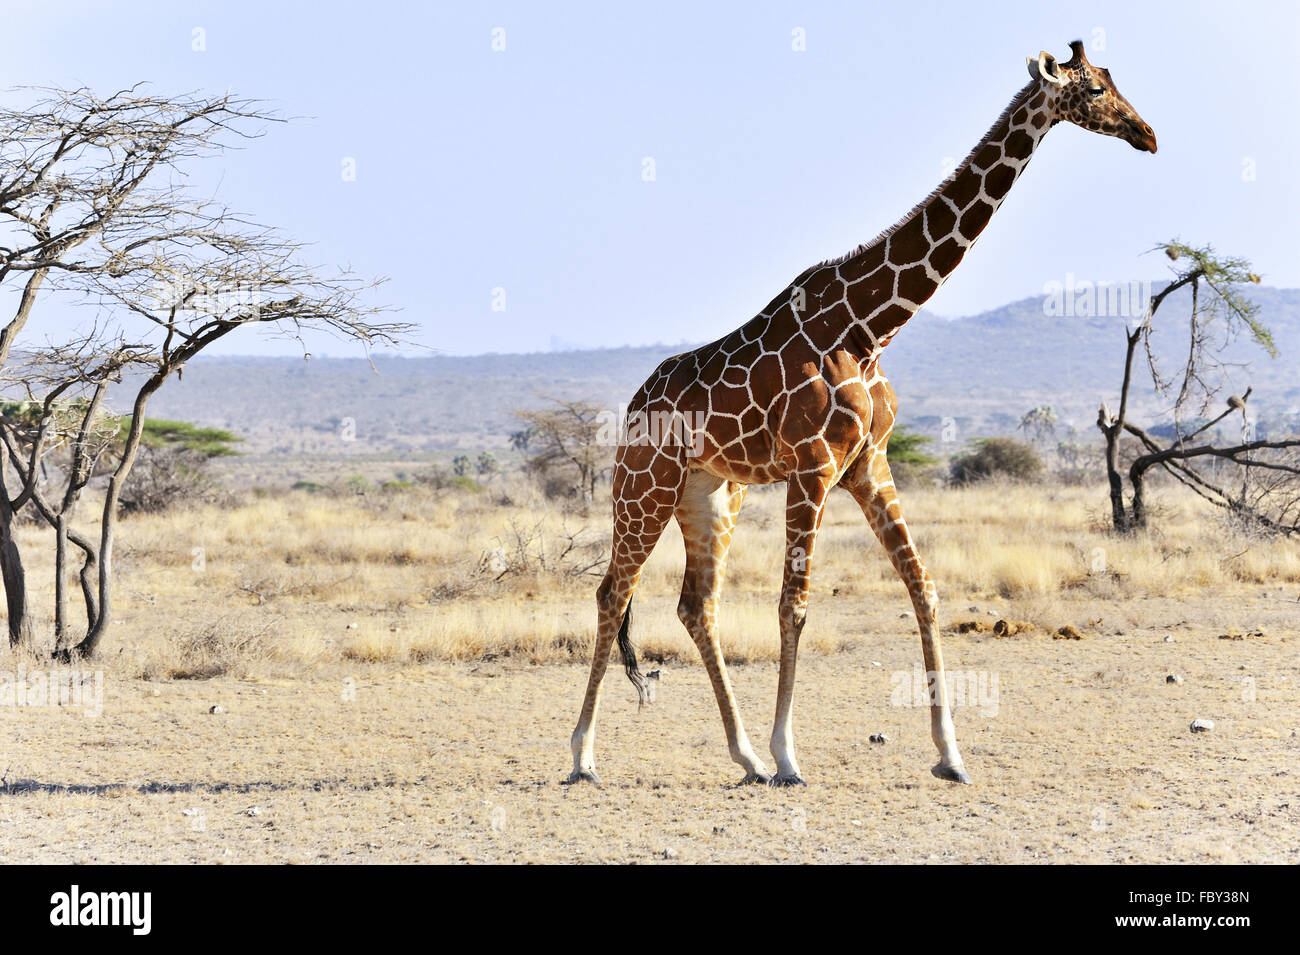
[567,40,1156,787]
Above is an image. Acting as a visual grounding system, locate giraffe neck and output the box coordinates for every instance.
[823,81,1053,355]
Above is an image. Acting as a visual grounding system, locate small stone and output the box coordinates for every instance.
[661,847,678,859]
[346,622,359,630]
[151,688,161,697]
[1190,718,1215,734]
[181,808,200,817]
[1163,635,1175,643]
[899,611,913,619]
[1166,674,1183,684]
[968,605,980,612]
[987,610,998,617]
[245,806,261,816]
[868,733,890,745]
[208,704,223,715]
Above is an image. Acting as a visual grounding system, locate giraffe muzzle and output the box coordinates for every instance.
[1126,120,1158,154]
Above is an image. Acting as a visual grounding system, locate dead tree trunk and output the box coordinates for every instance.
[1100,325,1143,532]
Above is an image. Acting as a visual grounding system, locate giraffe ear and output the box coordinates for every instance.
[1026,50,1066,86]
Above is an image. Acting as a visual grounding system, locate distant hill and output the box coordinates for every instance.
[114,283,1300,461]
[886,283,1300,439]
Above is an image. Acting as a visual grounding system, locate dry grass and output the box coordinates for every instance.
[6,478,1297,677]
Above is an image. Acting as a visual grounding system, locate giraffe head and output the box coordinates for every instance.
[1026,40,1157,153]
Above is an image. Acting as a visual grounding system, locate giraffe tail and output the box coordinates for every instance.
[615,599,647,710]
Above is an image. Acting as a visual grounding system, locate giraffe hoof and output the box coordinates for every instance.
[931,763,972,784]
[738,771,773,786]
[563,769,602,786]
[770,774,808,788]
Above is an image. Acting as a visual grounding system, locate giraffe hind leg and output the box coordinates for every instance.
[674,470,771,784]
[845,452,970,784]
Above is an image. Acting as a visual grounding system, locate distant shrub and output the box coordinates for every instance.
[412,466,450,489]
[887,425,940,487]
[449,476,482,493]
[411,465,481,493]
[119,448,213,514]
[291,480,325,493]
[950,437,1043,486]
[887,425,938,467]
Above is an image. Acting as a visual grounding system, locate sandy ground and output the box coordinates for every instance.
[1,593,1295,864]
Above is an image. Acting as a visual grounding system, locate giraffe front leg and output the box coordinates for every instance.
[922,616,971,784]
[908,572,971,783]
[769,473,831,786]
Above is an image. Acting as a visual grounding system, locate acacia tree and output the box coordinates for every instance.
[0,86,262,645]
[0,348,132,647]
[1019,405,1059,443]
[513,398,610,505]
[0,86,408,656]
[1097,241,1300,533]
[116,418,242,515]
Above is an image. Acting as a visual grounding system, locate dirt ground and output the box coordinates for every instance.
[2,592,1295,864]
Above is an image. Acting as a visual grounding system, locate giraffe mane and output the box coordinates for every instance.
[801,80,1039,283]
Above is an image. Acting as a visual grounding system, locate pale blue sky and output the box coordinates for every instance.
[4,0,1298,356]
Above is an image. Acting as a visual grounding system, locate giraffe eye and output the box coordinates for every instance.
[1087,86,1105,97]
